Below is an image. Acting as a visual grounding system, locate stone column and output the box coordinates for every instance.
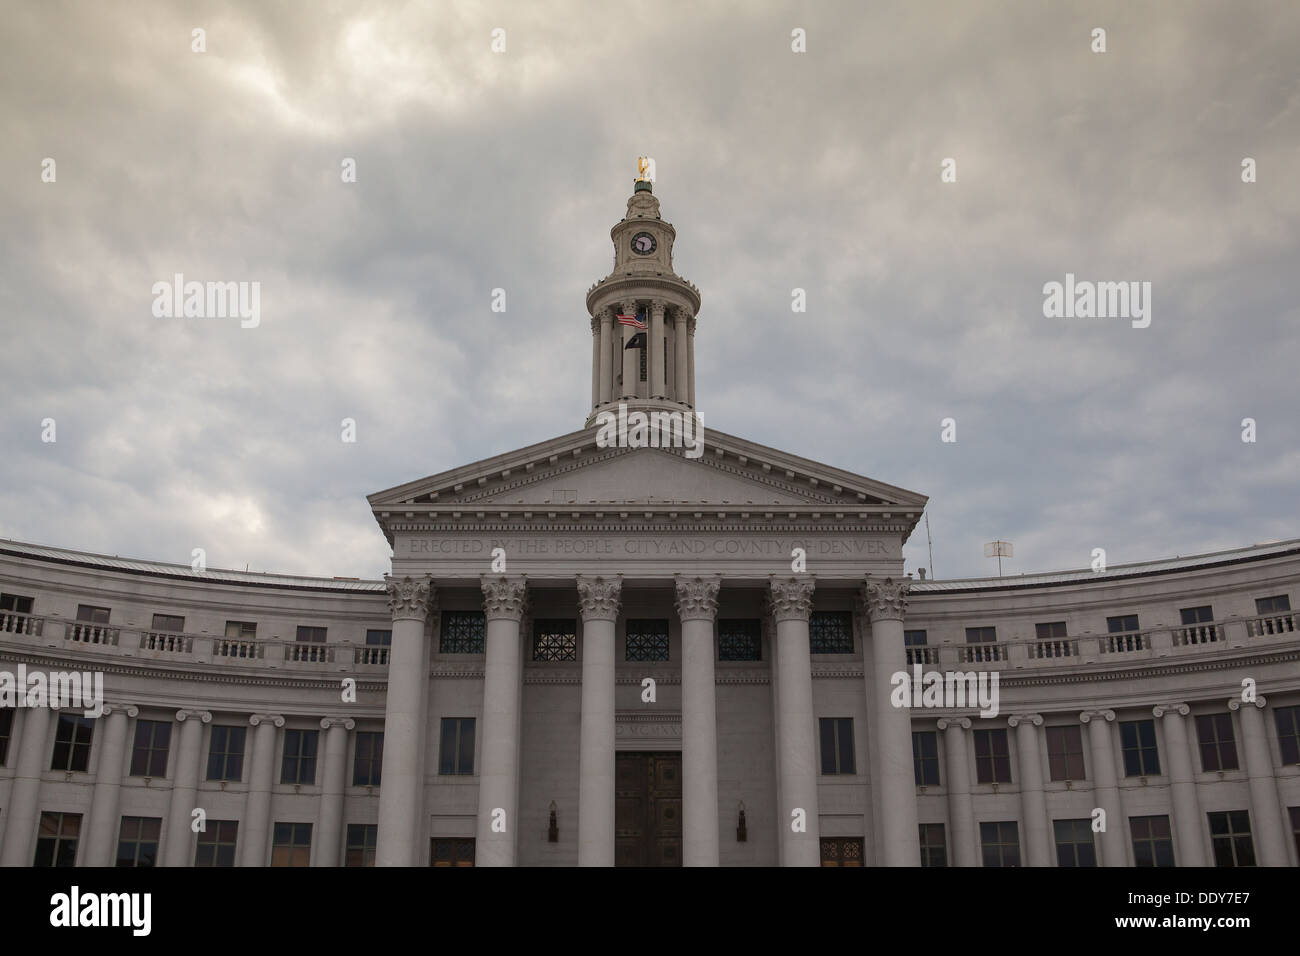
[687,315,697,407]
[674,310,689,403]
[84,703,138,866]
[863,576,921,866]
[476,575,528,866]
[620,300,638,400]
[240,713,283,866]
[314,716,354,867]
[590,315,601,409]
[1229,697,1288,866]
[650,300,667,398]
[1151,702,1206,866]
[598,310,613,407]
[937,717,977,866]
[769,576,820,866]
[0,706,52,865]
[163,708,211,866]
[676,574,722,866]
[1008,713,1050,866]
[377,575,434,866]
[577,574,621,866]
[1080,709,1129,866]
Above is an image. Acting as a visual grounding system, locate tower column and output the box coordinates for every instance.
[84,703,138,866]
[240,713,283,866]
[377,575,435,866]
[863,576,921,866]
[937,717,978,865]
[1081,709,1129,866]
[620,300,638,400]
[1008,713,1050,866]
[769,576,819,866]
[674,310,688,404]
[315,716,354,867]
[676,574,721,866]
[590,315,600,409]
[577,575,621,866]
[163,708,211,866]
[1229,697,1289,865]
[650,300,667,399]
[476,576,528,866]
[687,315,697,407]
[0,706,52,865]
[598,310,613,407]
[1151,702,1206,866]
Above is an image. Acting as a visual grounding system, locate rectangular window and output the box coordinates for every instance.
[1046,725,1087,781]
[919,823,947,866]
[346,824,378,866]
[973,728,1012,784]
[206,725,246,782]
[1291,807,1300,860]
[194,820,239,867]
[129,719,172,777]
[1195,713,1239,772]
[224,620,257,640]
[532,619,578,661]
[359,628,391,665]
[625,619,670,662]
[913,731,940,786]
[904,629,928,664]
[439,718,475,775]
[1053,818,1097,867]
[76,604,110,624]
[1255,594,1291,614]
[964,626,1001,662]
[1107,614,1140,633]
[980,821,1019,867]
[51,713,94,772]
[809,611,853,654]
[150,613,184,633]
[296,625,327,643]
[0,592,35,613]
[0,592,34,632]
[718,619,761,661]
[818,837,863,866]
[819,718,855,775]
[1131,814,1175,867]
[0,708,13,765]
[1208,810,1255,867]
[966,626,997,643]
[1120,719,1161,776]
[440,611,485,654]
[281,729,319,785]
[366,629,392,645]
[34,812,81,867]
[115,816,161,867]
[1179,605,1217,643]
[1276,705,1300,765]
[73,604,111,642]
[270,822,313,867]
[1035,621,1067,639]
[430,837,476,867]
[353,731,383,786]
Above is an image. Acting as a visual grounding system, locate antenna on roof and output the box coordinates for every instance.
[984,540,1013,577]
[925,514,935,580]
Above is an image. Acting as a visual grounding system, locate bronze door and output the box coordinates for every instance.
[615,752,682,867]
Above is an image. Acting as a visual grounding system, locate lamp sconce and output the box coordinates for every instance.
[548,801,559,843]
[736,801,747,842]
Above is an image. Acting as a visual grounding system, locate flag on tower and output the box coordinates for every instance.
[623,331,647,349]
[616,313,647,330]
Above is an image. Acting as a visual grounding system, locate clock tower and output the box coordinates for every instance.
[584,165,702,426]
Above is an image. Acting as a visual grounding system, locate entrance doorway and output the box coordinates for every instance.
[615,752,682,867]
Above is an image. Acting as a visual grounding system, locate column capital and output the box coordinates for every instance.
[481,575,528,622]
[768,576,814,623]
[650,299,667,316]
[673,309,687,326]
[1152,702,1190,718]
[861,575,910,622]
[687,315,697,335]
[1079,709,1116,723]
[937,716,971,731]
[674,575,721,622]
[320,716,356,731]
[385,574,435,623]
[590,314,600,334]
[1228,696,1267,711]
[176,709,212,724]
[249,713,285,728]
[101,703,139,719]
[577,574,622,622]
[1007,713,1043,728]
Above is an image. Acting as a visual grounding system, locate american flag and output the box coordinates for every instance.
[616,313,647,330]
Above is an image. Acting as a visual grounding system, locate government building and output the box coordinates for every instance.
[1,176,1298,868]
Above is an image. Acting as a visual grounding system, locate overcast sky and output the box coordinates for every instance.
[2,0,1297,581]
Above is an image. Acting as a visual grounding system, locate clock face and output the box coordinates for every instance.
[631,232,657,255]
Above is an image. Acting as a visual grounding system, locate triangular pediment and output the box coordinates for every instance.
[368,424,928,514]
